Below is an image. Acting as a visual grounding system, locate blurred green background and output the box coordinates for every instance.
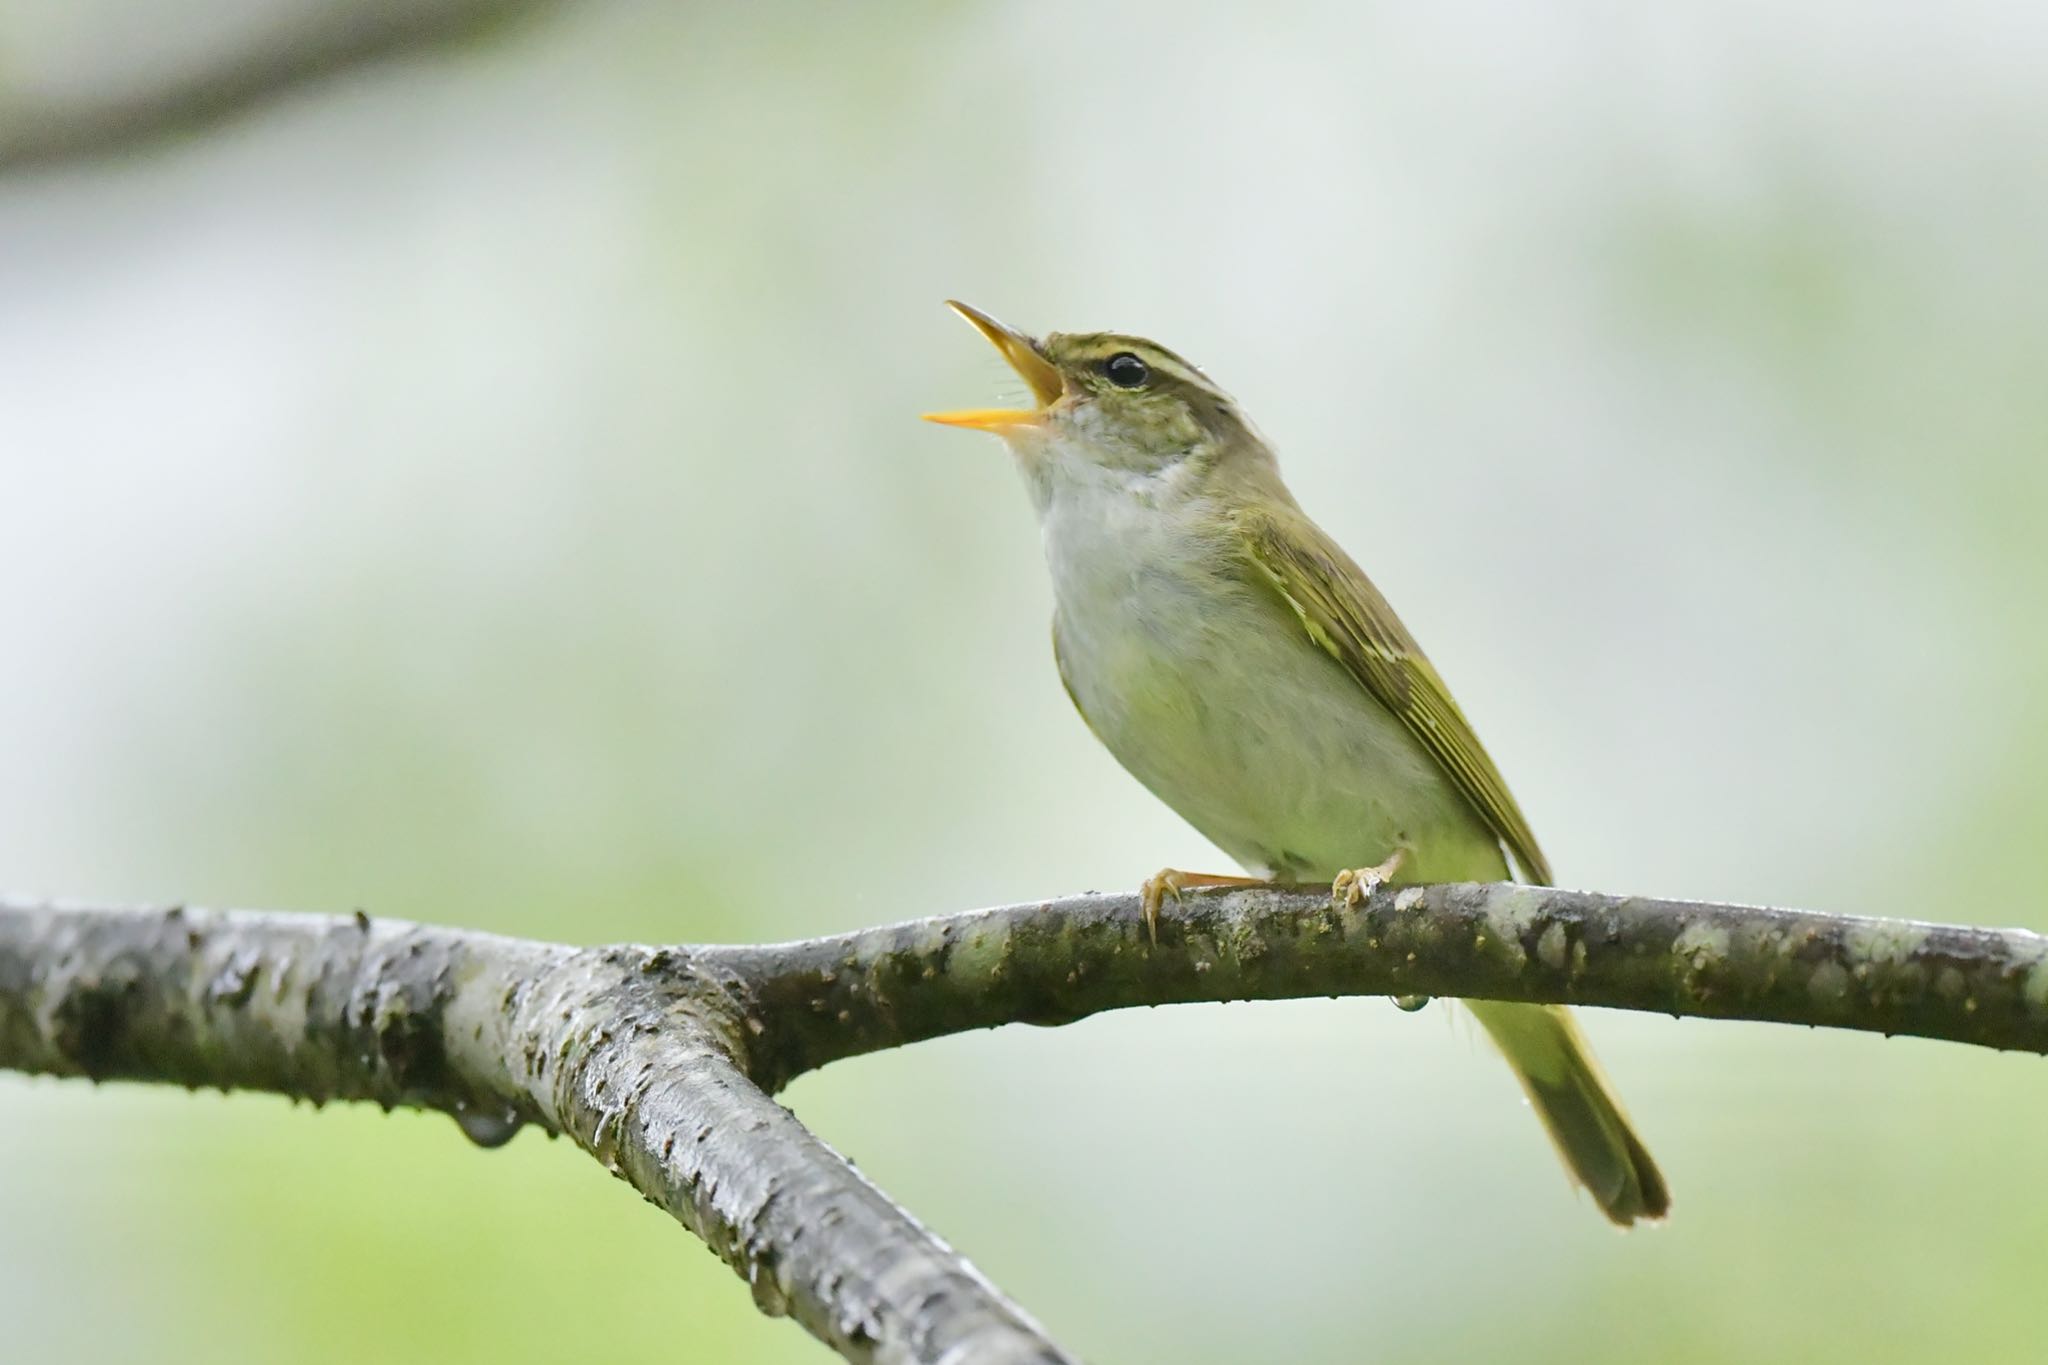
[5,2,2048,1361]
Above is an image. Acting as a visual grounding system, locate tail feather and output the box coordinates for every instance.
[1465,999,1670,1226]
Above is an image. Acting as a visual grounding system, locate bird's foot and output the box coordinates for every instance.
[1331,848,1407,908]
[1138,869,1270,944]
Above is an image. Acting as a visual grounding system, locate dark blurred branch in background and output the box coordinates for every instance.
[4,886,2045,1363]
[0,0,559,174]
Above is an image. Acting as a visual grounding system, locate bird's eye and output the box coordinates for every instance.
[1102,352,1150,389]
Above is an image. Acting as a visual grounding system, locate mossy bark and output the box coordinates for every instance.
[7,883,2047,1364]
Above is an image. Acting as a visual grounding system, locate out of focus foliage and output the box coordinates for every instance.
[4,3,2047,1361]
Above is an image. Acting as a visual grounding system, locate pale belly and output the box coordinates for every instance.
[1048,523,1507,885]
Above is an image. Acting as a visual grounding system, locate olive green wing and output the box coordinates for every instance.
[1232,503,1553,884]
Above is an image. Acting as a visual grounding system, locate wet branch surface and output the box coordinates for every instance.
[5,883,2047,1363]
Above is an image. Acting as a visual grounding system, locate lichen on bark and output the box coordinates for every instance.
[6,881,2047,1364]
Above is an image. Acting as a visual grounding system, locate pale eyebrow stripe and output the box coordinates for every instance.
[1054,333,1225,399]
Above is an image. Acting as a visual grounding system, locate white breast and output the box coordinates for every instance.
[1035,458,1501,883]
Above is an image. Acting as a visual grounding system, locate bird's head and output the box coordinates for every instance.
[924,301,1269,505]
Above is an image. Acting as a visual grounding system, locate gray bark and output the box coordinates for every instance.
[0,902,1067,1365]
[5,883,2046,1362]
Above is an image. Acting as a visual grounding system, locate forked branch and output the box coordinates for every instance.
[4,883,2045,1363]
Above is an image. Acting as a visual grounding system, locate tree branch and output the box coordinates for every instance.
[5,883,2046,1362]
[0,901,1071,1365]
[709,883,2048,1090]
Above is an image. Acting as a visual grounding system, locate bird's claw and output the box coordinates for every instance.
[1330,866,1382,908]
[1331,849,1406,908]
[1139,868,1186,945]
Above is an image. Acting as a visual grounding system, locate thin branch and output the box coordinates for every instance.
[5,883,2047,1363]
[709,883,2048,1090]
[0,0,559,174]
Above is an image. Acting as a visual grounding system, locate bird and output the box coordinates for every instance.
[924,300,1668,1225]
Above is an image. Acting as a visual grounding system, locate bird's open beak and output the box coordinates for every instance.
[921,301,1065,431]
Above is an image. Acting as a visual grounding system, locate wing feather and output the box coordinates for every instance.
[1233,503,1552,884]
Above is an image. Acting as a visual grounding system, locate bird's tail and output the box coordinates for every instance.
[1464,999,1670,1226]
